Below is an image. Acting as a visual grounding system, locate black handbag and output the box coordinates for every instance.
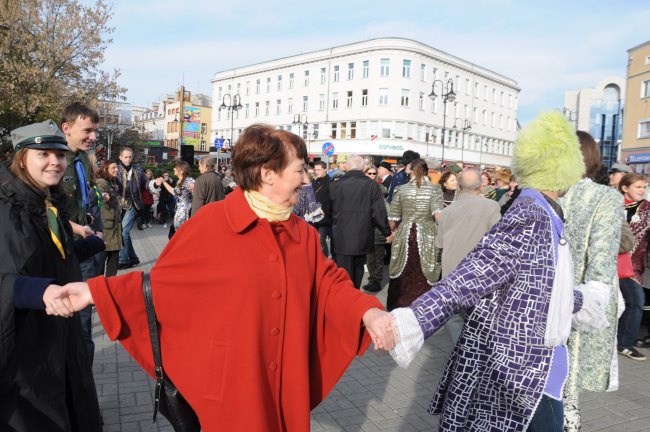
[142,272,201,432]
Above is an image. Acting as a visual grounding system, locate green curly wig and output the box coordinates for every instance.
[512,110,585,192]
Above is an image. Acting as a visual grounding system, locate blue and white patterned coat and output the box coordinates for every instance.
[410,194,583,431]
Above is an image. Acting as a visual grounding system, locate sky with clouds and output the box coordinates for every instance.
[99,0,650,124]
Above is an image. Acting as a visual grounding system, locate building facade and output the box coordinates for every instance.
[210,37,520,167]
[163,86,212,154]
[564,77,625,169]
[622,40,650,172]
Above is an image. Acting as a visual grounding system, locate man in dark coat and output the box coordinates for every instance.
[191,155,225,216]
[115,147,147,269]
[329,155,391,288]
[312,161,332,257]
[377,161,393,191]
[387,150,420,203]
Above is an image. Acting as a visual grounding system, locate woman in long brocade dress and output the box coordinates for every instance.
[387,159,443,310]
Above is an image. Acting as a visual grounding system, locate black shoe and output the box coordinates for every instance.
[364,282,382,293]
[636,336,650,349]
[129,258,140,267]
[619,347,647,361]
[117,262,132,270]
[137,225,143,230]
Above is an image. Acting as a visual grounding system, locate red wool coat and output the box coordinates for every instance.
[88,188,382,431]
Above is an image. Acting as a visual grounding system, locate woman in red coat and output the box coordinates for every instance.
[57,124,395,431]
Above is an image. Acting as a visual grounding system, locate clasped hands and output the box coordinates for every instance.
[42,282,94,317]
[362,307,396,351]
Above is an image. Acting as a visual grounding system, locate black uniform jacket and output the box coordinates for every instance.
[0,166,102,431]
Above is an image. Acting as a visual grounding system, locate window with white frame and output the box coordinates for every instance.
[379,88,388,106]
[313,123,319,139]
[483,110,487,125]
[402,60,411,78]
[499,114,504,129]
[350,121,356,139]
[643,80,650,98]
[276,99,281,115]
[255,102,259,117]
[266,77,271,93]
[380,59,390,77]
[341,123,347,139]
[304,70,309,86]
[361,89,368,106]
[237,83,241,94]
[331,122,338,139]
[332,92,339,109]
[491,112,495,127]
[302,96,308,112]
[420,63,426,81]
[382,127,391,138]
[319,94,325,111]
[464,104,469,119]
[265,101,270,116]
[218,86,222,99]
[640,120,650,138]
[288,98,293,114]
[245,81,250,96]
[244,103,249,118]
[256,79,260,94]
[456,75,461,94]
[346,91,352,108]
[401,89,409,107]
[348,63,354,80]
[501,91,505,106]
[289,73,294,89]
[333,65,339,82]
[492,88,497,103]
[277,75,282,91]
[474,82,479,98]
[466,78,471,95]
[362,60,369,78]
[484,85,489,101]
[419,92,424,110]
[320,67,326,84]
[432,67,438,80]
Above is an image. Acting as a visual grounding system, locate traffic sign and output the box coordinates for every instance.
[322,142,335,156]
[214,138,224,149]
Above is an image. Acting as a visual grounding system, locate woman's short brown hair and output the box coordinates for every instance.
[619,173,646,194]
[174,161,191,178]
[98,161,117,181]
[439,170,457,191]
[232,124,308,191]
[577,131,602,181]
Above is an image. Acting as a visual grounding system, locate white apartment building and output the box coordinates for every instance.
[211,37,520,166]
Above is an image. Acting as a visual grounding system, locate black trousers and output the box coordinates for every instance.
[366,243,385,284]
[335,254,365,289]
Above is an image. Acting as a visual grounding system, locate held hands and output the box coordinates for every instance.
[42,282,94,317]
[362,307,396,351]
[155,177,163,186]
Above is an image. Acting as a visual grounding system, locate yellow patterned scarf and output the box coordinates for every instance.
[45,201,67,259]
[244,189,293,222]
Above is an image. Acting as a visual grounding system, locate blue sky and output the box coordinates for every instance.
[101,0,650,124]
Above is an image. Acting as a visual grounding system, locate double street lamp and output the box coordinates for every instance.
[452,118,472,162]
[219,93,243,149]
[428,78,456,163]
[292,113,310,147]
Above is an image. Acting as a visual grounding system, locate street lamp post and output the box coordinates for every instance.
[292,113,309,148]
[220,94,243,151]
[452,118,472,163]
[428,78,456,164]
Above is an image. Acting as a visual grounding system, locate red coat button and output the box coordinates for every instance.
[269,254,277,261]
[270,328,280,336]
[271,291,281,299]
[269,361,277,371]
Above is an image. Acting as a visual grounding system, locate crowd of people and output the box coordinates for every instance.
[1,105,649,431]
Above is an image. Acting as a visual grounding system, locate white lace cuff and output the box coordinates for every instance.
[572,280,610,332]
[389,308,424,368]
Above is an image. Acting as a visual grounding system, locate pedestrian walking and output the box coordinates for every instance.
[330,155,392,288]
[155,171,175,228]
[617,172,650,361]
[54,124,395,431]
[558,130,624,430]
[140,169,155,228]
[0,121,102,431]
[387,159,443,310]
[116,147,147,269]
[435,169,501,343]
[363,165,389,293]
[96,161,124,277]
[156,161,194,239]
[311,161,332,257]
[191,155,225,216]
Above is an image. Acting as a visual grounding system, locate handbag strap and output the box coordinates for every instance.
[142,272,164,422]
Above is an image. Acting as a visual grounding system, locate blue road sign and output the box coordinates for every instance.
[214,138,224,149]
[322,142,335,156]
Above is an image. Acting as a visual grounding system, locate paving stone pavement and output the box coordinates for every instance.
[92,224,650,431]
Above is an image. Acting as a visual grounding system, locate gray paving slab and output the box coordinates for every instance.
[91,224,650,431]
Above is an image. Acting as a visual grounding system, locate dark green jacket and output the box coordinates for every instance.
[61,150,91,227]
